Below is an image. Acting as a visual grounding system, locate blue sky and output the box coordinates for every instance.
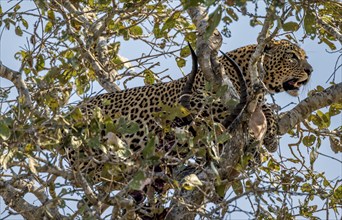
[0,1,341,219]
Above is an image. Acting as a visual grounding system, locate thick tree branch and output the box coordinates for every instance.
[187,7,226,91]
[248,4,275,82]
[0,179,66,219]
[0,62,32,108]
[278,82,342,135]
[167,4,249,219]
[166,6,226,220]
[0,180,39,219]
[246,3,275,113]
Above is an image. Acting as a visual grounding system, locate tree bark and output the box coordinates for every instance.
[0,62,32,108]
[0,179,66,219]
[187,6,232,96]
[167,3,253,218]
[278,82,342,135]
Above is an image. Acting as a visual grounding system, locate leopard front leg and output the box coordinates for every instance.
[262,103,279,153]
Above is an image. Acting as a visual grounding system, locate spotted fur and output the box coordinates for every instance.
[67,40,313,183]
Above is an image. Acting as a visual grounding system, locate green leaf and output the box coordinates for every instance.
[112,56,124,70]
[232,180,244,195]
[267,159,280,171]
[63,50,74,59]
[47,10,55,21]
[294,175,304,182]
[75,75,90,95]
[180,46,190,58]
[144,70,155,85]
[129,25,143,36]
[334,184,342,200]
[304,11,316,36]
[142,135,156,159]
[245,180,252,190]
[249,18,262,27]
[35,54,45,72]
[329,103,341,116]
[301,183,312,193]
[316,110,330,128]
[283,21,299,31]
[316,85,325,92]
[88,136,101,149]
[4,18,14,30]
[223,16,233,25]
[161,11,181,32]
[310,149,318,165]
[45,21,53,33]
[321,38,337,50]
[129,171,147,191]
[88,0,94,7]
[182,0,200,9]
[99,0,111,6]
[176,57,186,68]
[153,23,162,39]
[205,6,222,40]
[71,107,83,121]
[303,135,316,147]
[21,19,29,29]
[15,26,23,36]
[184,32,196,42]
[226,8,238,21]
[217,133,230,144]
[14,4,21,12]
[117,118,139,134]
[215,183,227,198]
[288,158,300,164]
[24,144,35,154]
[0,120,11,140]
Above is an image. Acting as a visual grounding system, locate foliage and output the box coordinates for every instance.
[0,0,341,219]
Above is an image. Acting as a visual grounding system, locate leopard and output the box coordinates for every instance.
[66,39,313,185]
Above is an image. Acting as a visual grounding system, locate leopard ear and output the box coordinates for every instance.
[264,39,280,53]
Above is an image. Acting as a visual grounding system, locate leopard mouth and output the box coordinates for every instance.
[283,78,308,96]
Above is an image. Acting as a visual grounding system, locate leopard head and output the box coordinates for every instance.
[263,39,313,96]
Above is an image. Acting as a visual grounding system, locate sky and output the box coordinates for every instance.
[0,1,341,219]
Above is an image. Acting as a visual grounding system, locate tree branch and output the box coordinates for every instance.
[246,3,275,113]
[52,0,121,92]
[0,179,66,219]
[167,4,251,219]
[165,5,227,220]
[0,62,32,108]
[278,82,342,135]
[316,15,342,44]
[187,6,224,91]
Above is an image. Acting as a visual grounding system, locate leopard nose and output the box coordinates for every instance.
[305,67,313,75]
[304,64,313,75]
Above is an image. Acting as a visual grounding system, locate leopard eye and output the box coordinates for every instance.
[290,53,299,60]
